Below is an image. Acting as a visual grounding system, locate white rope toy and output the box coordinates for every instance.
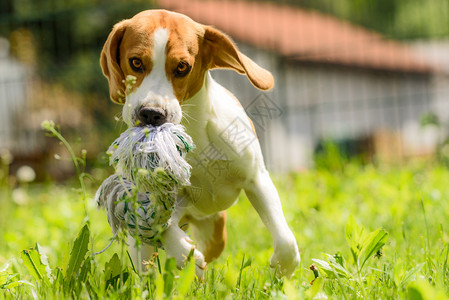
[95,123,194,246]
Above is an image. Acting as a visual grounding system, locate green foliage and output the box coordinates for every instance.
[64,224,90,286]
[18,225,92,296]
[408,279,448,300]
[1,124,449,298]
[345,216,388,272]
[21,245,51,286]
[310,217,389,297]
[177,257,196,297]
[421,112,440,127]
[314,141,348,171]
[1,163,449,298]
[104,253,130,290]
[277,0,449,39]
[0,262,33,291]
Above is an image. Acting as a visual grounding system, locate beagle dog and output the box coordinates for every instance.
[100,9,300,278]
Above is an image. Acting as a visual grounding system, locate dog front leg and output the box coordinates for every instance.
[127,235,156,273]
[245,169,300,277]
[161,224,206,278]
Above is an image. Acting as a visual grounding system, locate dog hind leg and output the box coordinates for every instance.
[187,211,227,263]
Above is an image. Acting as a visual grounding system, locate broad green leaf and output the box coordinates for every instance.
[155,271,164,300]
[164,257,177,273]
[79,256,92,284]
[345,215,365,263]
[35,243,53,282]
[359,228,388,270]
[311,259,336,278]
[177,258,195,296]
[323,254,352,278]
[65,224,90,281]
[345,216,389,271]
[21,248,50,285]
[312,255,351,279]
[104,254,121,281]
[306,277,324,299]
[104,254,129,289]
[164,258,177,296]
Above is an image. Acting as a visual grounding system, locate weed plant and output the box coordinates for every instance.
[0,122,448,299]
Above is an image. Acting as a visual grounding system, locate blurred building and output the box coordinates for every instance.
[159,0,447,171]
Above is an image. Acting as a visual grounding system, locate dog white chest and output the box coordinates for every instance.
[179,74,262,216]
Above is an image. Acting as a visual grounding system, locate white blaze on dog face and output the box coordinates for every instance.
[122,28,182,126]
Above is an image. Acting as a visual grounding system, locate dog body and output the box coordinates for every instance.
[101,10,300,277]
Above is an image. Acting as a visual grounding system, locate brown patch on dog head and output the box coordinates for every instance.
[100,20,128,104]
[100,10,274,106]
[101,10,208,105]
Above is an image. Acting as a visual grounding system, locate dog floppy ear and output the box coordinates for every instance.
[100,21,128,104]
[203,26,274,91]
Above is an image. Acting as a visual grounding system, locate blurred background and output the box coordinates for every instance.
[0,0,448,180]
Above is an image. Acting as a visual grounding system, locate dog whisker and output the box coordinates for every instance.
[181,111,198,124]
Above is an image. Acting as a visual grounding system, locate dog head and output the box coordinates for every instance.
[100,10,274,127]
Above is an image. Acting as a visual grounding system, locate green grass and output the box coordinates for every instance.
[0,122,448,298]
[1,159,449,299]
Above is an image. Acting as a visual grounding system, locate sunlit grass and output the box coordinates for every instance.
[1,159,449,298]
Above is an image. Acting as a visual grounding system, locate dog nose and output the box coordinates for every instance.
[137,107,167,126]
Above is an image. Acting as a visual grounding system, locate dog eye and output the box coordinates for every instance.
[129,58,144,72]
[175,61,191,77]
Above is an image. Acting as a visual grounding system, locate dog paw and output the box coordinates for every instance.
[184,238,207,279]
[163,227,206,278]
[270,235,300,278]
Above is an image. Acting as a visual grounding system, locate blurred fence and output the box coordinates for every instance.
[0,0,448,177]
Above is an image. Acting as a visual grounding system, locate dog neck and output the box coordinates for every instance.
[181,71,217,125]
